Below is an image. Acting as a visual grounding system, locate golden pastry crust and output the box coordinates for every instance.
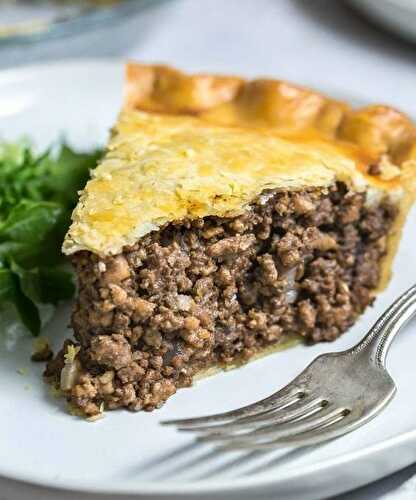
[124,63,416,166]
[125,63,244,115]
[63,63,416,291]
[63,110,371,256]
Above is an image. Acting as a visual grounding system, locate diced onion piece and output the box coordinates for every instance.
[60,359,81,391]
[284,267,299,304]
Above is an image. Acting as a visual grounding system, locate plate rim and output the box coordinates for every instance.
[1,428,416,496]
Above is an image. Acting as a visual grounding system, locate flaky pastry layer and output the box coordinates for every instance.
[63,63,416,289]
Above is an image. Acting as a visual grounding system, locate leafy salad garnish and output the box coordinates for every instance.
[0,141,101,336]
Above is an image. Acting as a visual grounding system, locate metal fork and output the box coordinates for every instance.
[161,284,416,450]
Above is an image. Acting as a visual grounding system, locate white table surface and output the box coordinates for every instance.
[1,1,416,499]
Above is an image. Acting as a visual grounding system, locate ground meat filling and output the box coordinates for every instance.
[46,183,396,415]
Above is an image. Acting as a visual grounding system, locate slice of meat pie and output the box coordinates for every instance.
[46,63,416,416]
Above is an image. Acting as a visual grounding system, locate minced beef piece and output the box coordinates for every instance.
[89,334,132,370]
[46,182,397,415]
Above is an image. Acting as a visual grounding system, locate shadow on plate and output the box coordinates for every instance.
[120,437,323,482]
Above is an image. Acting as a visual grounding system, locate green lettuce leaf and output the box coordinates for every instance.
[0,140,102,336]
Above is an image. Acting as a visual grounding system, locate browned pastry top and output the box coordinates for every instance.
[125,63,416,171]
[62,63,416,257]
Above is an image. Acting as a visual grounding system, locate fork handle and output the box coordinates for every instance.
[350,284,416,368]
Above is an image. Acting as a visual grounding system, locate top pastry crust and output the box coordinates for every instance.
[124,63,416,165]
[63,63,416,257]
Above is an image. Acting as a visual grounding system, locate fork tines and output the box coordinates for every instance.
[161,385,351,450]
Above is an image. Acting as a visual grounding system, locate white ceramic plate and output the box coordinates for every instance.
[0,60,416,500]
[349,0,416,44]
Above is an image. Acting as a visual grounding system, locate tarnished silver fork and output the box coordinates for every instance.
[162,284,416,450]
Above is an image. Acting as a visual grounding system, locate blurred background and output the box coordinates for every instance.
[0,1,415,93]
[1,1,416,499]
[1,0,416,113]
